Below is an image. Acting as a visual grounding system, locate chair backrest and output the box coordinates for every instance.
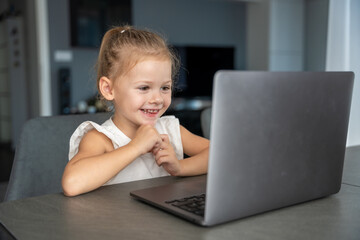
[200,107,212,139]
[4,113,112,201]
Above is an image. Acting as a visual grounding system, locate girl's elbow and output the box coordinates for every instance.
[62,175,82,197]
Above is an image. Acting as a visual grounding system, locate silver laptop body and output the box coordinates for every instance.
[130,71,354,226]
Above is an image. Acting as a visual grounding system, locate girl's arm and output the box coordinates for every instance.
[62,125,162,197]
[177,125,209,176]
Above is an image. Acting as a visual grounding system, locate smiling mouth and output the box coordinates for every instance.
[141,109,160,115]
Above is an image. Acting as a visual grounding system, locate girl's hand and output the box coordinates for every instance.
[129,125,163,155]
[153,134,181,176]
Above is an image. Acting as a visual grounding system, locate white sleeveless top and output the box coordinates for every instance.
[68,116,183,185]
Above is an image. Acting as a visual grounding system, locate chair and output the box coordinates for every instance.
[4,112,112,201]
[200,107,212,139]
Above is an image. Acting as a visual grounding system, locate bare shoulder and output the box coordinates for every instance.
[76,129,114,157]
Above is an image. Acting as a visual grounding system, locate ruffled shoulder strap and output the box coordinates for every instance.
[68,120,117,160]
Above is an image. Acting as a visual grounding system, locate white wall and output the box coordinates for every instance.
[246,0,306,71]
[269,0,304,71]
[348,0,360,146]
[326,0,360,146]
[35,0,52,116]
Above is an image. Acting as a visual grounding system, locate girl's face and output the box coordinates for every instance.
[111,58,172,137]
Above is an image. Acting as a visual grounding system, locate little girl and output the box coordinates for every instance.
[62,26,209,196]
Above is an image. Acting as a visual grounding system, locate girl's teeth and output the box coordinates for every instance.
[144,109,158,113]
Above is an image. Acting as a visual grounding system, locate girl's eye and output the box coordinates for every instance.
[138,86,149,91]
[161,85,171,91]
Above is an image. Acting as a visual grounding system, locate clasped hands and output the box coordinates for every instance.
[129,124,181,176]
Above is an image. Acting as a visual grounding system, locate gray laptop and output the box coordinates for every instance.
[130,71,354,226]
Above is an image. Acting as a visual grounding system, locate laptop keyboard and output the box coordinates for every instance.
[165,194,206,217]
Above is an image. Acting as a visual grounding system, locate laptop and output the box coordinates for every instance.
[130,71,354,226]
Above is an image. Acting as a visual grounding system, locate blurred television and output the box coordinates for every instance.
[174,46,235,99]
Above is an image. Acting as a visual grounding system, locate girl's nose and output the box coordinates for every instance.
[149,91,163,104]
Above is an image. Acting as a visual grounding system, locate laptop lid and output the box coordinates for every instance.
[131,71,354,226]
[205,71,354,225]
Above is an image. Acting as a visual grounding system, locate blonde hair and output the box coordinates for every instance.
[96,25,179,101]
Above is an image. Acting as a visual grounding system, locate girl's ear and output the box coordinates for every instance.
[99,77,114,101]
